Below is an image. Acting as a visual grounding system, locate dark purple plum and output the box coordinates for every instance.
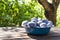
[43,19,48,24]
[27,22,36,28]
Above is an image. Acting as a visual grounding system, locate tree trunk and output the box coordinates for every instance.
[45,10,56,26]
[44,3,57,26]
[38,0,60,26]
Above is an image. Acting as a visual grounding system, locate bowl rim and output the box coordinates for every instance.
[25,27,51,29]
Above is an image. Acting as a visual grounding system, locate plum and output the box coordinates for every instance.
[31,17,38,22]
[27,22,36,28]
[47,21,53,27]
[31,20,37,23]
[36,26,40,28]
[38,17,42,21]
[21,20,28,28]
[43,19,48,24]
[40,22,47,28]
[37,21,42,26]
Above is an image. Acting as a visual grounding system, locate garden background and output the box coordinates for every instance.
[0,0,60,27]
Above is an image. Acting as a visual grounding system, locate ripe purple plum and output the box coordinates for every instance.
[38,17,42,21]
[37,21,42,26]
[43,19,48,24]
[21,20,28,28]
[27,22,36,28]
[47,21,53,27]
[31,17,38,22]
[40,22,47,28]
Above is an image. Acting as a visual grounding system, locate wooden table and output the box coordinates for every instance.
[0,27,60,40]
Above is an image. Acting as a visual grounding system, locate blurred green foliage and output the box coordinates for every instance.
[0,0,44,27]
[57,5,60,27]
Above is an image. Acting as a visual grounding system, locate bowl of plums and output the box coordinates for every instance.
[21,17,53,35]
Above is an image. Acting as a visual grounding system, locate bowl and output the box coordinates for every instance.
[25,27,51,35]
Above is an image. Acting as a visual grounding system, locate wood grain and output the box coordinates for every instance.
[0,27,60,40]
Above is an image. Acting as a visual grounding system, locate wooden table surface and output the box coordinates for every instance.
[0,27,60,40]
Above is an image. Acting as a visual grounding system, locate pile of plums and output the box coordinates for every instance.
[21,17,53,28]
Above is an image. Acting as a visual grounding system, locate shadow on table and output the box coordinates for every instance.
[27,31,60,40]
